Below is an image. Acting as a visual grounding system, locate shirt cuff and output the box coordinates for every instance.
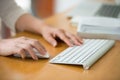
[0,0,28,33]
[4,10,27,33]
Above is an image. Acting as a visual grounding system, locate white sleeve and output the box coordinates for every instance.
[0,0,27,33]
[115,0,120,5]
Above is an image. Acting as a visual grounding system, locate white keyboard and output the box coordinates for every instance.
[49,39,115,69]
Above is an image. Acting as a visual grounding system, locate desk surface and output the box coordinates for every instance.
[0,12,120,80]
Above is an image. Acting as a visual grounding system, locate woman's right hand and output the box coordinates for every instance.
[0,37,47,60]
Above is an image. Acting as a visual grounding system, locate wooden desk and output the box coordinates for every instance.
[0,13,120,80]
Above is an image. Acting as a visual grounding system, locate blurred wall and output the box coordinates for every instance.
[15,0,85,18]
[32,0,54,18]
[15,0,31,13]
[54,0,84,13]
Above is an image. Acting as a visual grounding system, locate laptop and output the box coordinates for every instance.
[66,1,120,18]
[67,1,120,40]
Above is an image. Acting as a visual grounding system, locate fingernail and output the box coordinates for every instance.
[80,40,84,44]
[52,42,57,47]
[70,43,74,47]
[21,54,25,59]
[43,49,47,54]
[34,55,38,60]
[35,57,38,60]
[42,51,46,55]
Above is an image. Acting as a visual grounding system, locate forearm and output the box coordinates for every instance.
[15,14,48,35]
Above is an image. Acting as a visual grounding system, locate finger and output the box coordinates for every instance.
[18,37,46,56]
[26,46,38,60]
[75,35,83,43]
[43,34,57,47]
[65,32,83,45]
[15,48,26,59]
[28,40,47,55]
[25,38,47,52]
[19,43,38,60]
[19,49,26,59]
[55,31,73,46]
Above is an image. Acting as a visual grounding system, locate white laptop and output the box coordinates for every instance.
[67,1,120,18]
[67,1,120,40]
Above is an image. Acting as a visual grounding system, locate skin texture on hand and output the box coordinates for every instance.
[40,26,83,47]
[16,14,83,47]
[0,14,83,60]
[0,37,46,60]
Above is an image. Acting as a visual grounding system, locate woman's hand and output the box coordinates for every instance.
[0,37,46,60]
[40,26,83,47]
[16,14,83,47]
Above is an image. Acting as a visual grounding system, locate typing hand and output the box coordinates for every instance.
[0,37,47,60]
[15,14,83,47]
[41,26,83,47]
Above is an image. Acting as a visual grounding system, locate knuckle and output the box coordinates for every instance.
[47,37,53,41]
[17,48,24,53]
[56,29,63,33]
[24,44,31,50]
[21,36,26,39]
[19,37,27,40]
[32,40,39,45]
[33,39,39,43]
[60,36,66,40]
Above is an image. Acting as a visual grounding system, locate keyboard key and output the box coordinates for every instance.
[49,39,115,69]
